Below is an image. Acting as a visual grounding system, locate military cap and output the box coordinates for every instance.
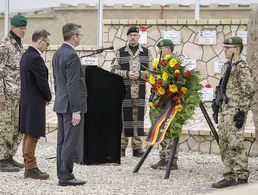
[127,26,139,35]
[10,15,27,27]
[223,36,243,45]
[157,39,174,47]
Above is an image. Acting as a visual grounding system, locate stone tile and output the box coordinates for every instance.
[187,136,200,152]
[249,142,258,157]
[210,140,220,154]
[200,140,211,153]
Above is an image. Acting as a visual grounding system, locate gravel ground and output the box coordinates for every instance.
[0,142,258,195]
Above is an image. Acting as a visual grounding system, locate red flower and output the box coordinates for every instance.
[186,70,192,77]
[165,93,170,99]
[205,83,212,88]
[157,78,163,85]
[160,60,168,66]
[175,72,181,78]
[144,73,149,80]
[173,95,179,102]
[152,85,158,91]
[174,63,180,69]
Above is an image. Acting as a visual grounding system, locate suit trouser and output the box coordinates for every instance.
[121,99,143,150]
[56,113,84,181]
[22,134,40,170]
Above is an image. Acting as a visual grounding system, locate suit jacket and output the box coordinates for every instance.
[19,46,52,137]
[52,43,87,114]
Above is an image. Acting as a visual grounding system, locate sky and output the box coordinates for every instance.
[0,0,258,12]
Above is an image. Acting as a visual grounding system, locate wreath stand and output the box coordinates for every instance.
[133,101,219,179]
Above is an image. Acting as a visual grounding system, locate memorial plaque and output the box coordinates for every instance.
[163,31,182,45]
[198,30,217,45]
[139,26,147,45]
[81,57,98,66]
[183,58,196,70]
[214,60,226,74]
[201,88,214,102]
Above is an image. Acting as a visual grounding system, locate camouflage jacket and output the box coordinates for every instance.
[221,56,254,114]
[111,44,152,99]
[0,33,24,97]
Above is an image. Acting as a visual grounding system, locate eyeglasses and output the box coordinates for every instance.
[43,39,50,47]
[75,33,83,38]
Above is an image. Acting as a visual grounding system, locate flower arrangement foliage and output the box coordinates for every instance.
[145,53,203,137]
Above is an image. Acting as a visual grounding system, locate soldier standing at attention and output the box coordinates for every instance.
[111,26,152,157]
[212,36,254,188]
[150,39,179,170]
[0,15,27,172]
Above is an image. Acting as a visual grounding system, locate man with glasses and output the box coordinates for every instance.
[0,15,27,172]
[111,26,152,157]
[19,29,52,180]
[52,23,87,186]
[211,36,254,188]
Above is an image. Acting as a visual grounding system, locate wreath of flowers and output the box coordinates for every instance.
[145,53,203,137]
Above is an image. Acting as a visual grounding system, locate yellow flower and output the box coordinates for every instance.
[181,87,188,94]
[153,58,159,68]
[149,74,155,84]
[157,87,165,95]
[148,102,155,109]
[164,54,171,60]
[157,74,161,79]
[169,84,178,93]
[162,72,168,81]
[175,69,180,74]
[175,104,183,112]
[169,58,177,67]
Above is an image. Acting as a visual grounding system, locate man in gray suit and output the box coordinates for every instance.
[52,23,87,186]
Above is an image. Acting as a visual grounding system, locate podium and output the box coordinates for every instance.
[81,66,126,165]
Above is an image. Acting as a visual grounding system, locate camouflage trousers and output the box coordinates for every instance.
[149,107,179,162]
[0,95,22,160]
[218,111,249,180]
[121,99,143,150]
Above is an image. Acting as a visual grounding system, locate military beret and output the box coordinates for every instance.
[223,36,243,45]
[10,15,27,27]
[127,26,139,35]
[157,39,174,47]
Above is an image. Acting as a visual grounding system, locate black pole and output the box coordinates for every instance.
[199,101,219,144]
[133,145,153,173]
[164,137,179,179]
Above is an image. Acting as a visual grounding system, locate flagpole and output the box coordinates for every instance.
[195,0,200,21]
[97,0,103,46]
[4,0,10,36]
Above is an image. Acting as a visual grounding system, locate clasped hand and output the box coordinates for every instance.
[129,70,139,80]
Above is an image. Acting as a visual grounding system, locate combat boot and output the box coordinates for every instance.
[236,178,248,185]
[24,168,49,180]
[151,159,167,169]
[211,179,237,188]
[6,157,24,168]
[151,159,178,170]
[132,148,145,157]
[0,159,20,172]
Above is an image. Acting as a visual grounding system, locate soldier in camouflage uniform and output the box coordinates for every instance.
[212,36,254,188]
[150,39,179,170]
[111,26,152,157]
[0,15,27,172]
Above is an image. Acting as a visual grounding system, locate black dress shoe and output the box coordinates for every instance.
[58,178,86,186]
[133,148,145,157]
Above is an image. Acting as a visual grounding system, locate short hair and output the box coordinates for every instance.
[62,23,81,41]
[32,29,50,42]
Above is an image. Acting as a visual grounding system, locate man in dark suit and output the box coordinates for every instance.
[19,29,52,180]
[52,23,87,186]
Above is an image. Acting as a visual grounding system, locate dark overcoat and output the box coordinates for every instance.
[19,46,51,137]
